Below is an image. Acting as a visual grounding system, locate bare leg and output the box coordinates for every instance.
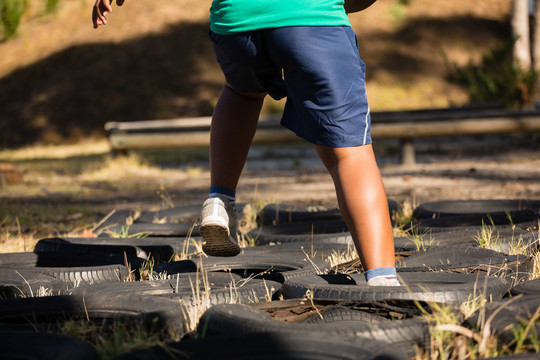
[210,85,266,189]
[200,85,266,257]
[314,144,395,270]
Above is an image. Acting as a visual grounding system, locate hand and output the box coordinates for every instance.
[92,0,125,29]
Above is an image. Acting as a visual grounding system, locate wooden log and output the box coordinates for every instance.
[107,115,540,150]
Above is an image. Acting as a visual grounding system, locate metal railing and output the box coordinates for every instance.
[104,106,540,164]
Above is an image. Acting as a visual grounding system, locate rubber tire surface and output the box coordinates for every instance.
[412,199,540,219]
[0,329,100,360]
[243,241,354,259]
[407,212,540,232]
[0,269,67,299]
[34,236,202,262]
[280,272,510,305]
[302,305,389,324]
[511,278,540,296]
[0,251,142,268]
[0,293,189,338]
[71,272,281,307]
[196,303,429,358]
[136,204,202,223]
[115,332,407,360]
[93,209,136,235]
[466,294,540,346]
[249,219,353,246]
[396,246,526,272]
[394,225,536,250]
[153,253,331,283]
[105,222,200,237]
[259,200,398,226]
[480,354,540,360]
[3,263,130,287]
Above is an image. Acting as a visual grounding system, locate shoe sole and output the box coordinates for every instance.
[200,224,241,257]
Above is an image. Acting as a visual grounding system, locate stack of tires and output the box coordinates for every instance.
[0,199,539,359]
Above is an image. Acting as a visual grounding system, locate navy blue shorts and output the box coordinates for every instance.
[209,26,372,147]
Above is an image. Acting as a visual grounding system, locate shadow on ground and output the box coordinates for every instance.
[0,14,510,148]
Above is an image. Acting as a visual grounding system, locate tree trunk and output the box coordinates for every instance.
[533,0,540,71]
[512,0,531,70]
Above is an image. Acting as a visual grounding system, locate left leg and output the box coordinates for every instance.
[314,144,397,275]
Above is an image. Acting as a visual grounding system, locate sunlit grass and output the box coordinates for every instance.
[0,218,38,253]
[0,140,110,161]
[392,197,417,237]
[80,153,186,183]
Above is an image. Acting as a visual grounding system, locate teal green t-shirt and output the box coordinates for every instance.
[209,0,350,34]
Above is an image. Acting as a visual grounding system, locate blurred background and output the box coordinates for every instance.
[1,0,540,244]
[0,0,535,147]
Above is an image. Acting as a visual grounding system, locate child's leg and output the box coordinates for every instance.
[314,144,397,274]
[210,85,265,190]
[200,84,265,257]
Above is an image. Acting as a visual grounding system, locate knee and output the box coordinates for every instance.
[226,83,267,100]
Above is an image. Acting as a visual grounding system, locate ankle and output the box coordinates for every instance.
[209,185,236,206]
[365,266,398,282]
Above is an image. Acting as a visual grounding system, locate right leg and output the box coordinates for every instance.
[200,84,266,257]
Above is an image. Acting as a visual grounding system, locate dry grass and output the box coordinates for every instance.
[0,140,110,161]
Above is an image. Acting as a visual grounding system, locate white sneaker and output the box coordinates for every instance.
[367,276,401,287]
[200,196,240,257]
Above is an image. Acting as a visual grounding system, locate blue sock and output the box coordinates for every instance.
[364,267,397,282]
[209,185,236,205]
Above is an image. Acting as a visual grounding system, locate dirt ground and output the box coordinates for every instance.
[169,134,540,209]
[0,132,538,243]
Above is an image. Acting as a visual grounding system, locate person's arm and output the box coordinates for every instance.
[344,0,377,14]
[92,0,125,29]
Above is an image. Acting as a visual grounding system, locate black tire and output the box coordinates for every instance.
[249,219,353,246]
[136,205,202,224]
[0,251,143,268]
[466,295,540,347]
[407,212,540,232]
[399,225,537,250]
[480,354,540,360]
[105,222,200,237]
[0,293,189,339]
[196,303,429,358]
[26,264,130,286]
[302,305,389,324]
[511,278,540,296]
[412,199,540,219]
[115,332,408,360]
[280,272,510,305]
[259,203,342,226]
[397,246,532,273]
[242,241,354,260]
[259,200,398,226]
[153,253,331,283]
[34,236,202,263]
[71,272,281,307]
[0,329,100,360]
[0,269,67,299]
[34,237,147,258]
[93,209,137,236]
